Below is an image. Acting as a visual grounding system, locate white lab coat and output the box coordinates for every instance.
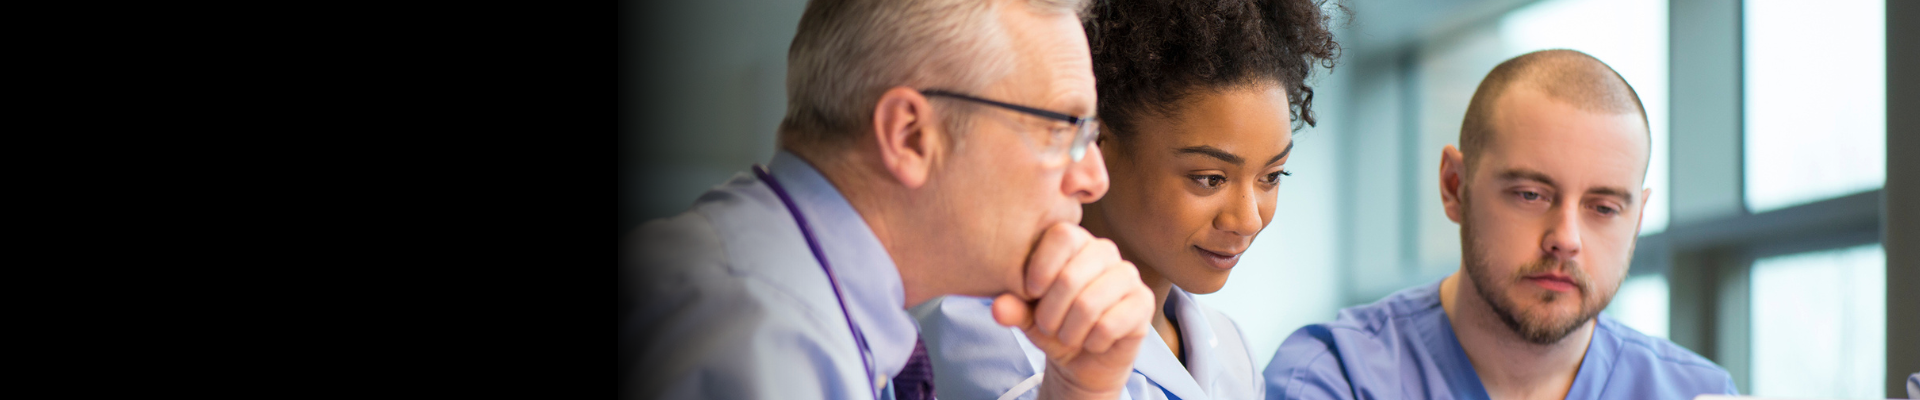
[913,287,1264,400]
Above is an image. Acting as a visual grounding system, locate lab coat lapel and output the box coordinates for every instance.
[1135,320,1211,400]
[1167,289,1222,397]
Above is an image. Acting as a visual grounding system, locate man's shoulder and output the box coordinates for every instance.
[1265,282,1450,399]
[1292,281,1448,346]
[621,175,860,399]
[1572,317,1738,399]
[625,207,729,285]
[623,171,828,314]
[624,171,821,299]
[1267,320,1368,400]
[1595,317,1737,391]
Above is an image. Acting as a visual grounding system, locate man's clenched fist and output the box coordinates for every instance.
[992,223,1154,400]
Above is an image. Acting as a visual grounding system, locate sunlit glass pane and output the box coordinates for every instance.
[1603,274,1669,339]
[1750,243,1885,398]
[1742,0,1886,212]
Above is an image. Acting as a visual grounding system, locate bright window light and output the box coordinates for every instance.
[1603,274,1669,339]
[1743,0,1886,212]
[1750,243,1886,398]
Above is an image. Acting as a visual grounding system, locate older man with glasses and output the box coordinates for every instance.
[619,0,1154,399]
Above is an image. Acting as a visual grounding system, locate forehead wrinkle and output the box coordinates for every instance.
[1585,187,1636,205]
[1488,89,1651,186]
[1461,50,1653,179]
[1496,167,1557,187]
[1032,13,1094,116]
[989,7,1072,102]
[1511,73,1652,166]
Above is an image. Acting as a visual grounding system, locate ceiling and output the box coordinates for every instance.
[1338,0,1541,58]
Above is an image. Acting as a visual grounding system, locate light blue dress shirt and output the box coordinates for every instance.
[914,286,1264,400]
[623,151,919,400]
[1263,279,1738,400]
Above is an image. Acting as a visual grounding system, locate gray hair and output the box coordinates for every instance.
[778,0,1088,150]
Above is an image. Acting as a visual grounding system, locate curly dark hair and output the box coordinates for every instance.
[1086,0,1343,140]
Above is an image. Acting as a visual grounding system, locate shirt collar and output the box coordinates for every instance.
[766,151,919,383]
[1411,279,1495,400]
[1564,316,1620,399]
[1132,286,1213,400]
[1168,287,1224,393]
[1414,277,1616,400]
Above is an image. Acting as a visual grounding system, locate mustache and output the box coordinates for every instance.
[1513,257,1592,293]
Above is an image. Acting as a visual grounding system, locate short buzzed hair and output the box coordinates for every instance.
[778,0,1089,151]
[1458,49,1649,176]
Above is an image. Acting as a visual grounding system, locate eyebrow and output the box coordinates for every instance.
[1175,146,1242,165]
[1585,187,1637,205]
[1496,168,1557,186]
[1495,168,1636,205]
[1267,141,1295,166]
[1174,140,1295,167]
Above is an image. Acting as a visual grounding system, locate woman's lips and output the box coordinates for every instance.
[1194,246,1243,270]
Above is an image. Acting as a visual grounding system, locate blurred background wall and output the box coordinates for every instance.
[619,0,1917,396]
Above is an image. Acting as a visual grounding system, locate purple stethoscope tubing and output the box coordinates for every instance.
[753,164,880,398]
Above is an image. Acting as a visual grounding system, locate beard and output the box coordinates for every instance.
[1460,201,1615,345]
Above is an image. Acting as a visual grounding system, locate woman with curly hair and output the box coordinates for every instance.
[912,0,1342,399]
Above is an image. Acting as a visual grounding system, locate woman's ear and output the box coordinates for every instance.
[871,87,945,189]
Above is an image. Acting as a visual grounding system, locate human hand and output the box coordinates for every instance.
[992,223,1153,400]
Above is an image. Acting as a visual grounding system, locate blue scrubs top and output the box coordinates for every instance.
[1264,279,1738,400]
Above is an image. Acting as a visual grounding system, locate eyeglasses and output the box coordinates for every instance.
[921,90,1100,162]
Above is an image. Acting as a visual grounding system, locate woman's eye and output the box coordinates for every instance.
[1192,175,1227,188]
[1261,170,1292,184]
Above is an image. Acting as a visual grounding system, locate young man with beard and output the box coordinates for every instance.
[1262,50,1738,400]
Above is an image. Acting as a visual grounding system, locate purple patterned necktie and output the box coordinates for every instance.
[893,338,935,400]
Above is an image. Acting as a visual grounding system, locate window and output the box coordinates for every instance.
[1749,244,1886,398]
[1743,0,1886,212]
[1603,274,1670,339]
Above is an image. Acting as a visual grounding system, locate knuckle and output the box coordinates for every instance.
[1060,264,1092,287]
[1072,295,1097,313]
[1096,318,1122,337]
